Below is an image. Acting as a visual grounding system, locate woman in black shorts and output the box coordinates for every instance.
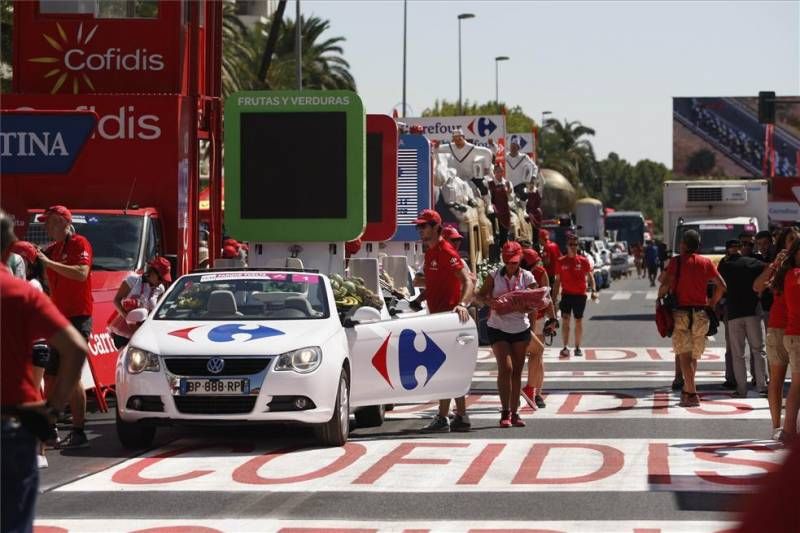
[476,241,537,427]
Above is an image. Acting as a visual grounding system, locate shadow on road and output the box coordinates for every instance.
[590,314,655,321]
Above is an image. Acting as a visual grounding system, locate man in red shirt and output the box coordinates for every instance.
[658,230,726,408]
[36,205,94,449]
[414,209,474,433]
[1,209,87,533]
[540,229,561,287]
[553,233,597,358]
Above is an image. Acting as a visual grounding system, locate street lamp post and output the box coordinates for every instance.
[457,13,475,115]
[402,0,407,117]
[541,110,552,129]
[494,56,509,107]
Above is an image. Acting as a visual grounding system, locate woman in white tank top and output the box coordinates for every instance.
[475,241,536,428]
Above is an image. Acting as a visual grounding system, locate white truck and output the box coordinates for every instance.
[663,179,768,260]
[575,197,605,238]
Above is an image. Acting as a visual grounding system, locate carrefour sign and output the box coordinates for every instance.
[0,111,97,174]
[404,115,505,147]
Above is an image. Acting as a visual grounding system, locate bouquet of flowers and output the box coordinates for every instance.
[490,286,551,315]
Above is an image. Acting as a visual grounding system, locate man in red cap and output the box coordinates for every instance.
[415,209,474,433]
[553,233,597,358]
[36,205,94,449]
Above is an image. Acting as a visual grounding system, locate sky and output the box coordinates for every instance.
[298,0,799,167]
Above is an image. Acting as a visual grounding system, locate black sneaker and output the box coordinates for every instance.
[671,377,684,391]
[421,415,450,433]
[721,380,737,390]
[534,394,546,408]
[57,429,89,449]
[450,414,472,432]
[573,347,583,357]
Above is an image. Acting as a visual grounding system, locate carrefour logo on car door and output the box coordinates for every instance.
[371,329,446,390]
[168,324,284,342]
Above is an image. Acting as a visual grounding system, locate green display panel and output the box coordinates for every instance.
[224,91,365,242]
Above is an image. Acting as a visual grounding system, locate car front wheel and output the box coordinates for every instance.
[314,369,350,447]
[116,406,156,450]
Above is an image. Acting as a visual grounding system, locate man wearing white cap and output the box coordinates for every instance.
[438,128,493,182]
[505,139,539,195]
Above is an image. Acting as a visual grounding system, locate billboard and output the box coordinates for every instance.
[224,91,366,242]
[404,115,505,149]
[673,96,800,178]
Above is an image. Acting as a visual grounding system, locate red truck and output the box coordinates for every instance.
[1,1,223,407]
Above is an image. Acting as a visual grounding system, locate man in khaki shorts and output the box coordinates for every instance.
[659,230,726,407]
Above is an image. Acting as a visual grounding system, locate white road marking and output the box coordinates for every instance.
[387,390,770,419]
[611,291,632,300]
[478,347,725,363]
[646,291,658,300]
[57,438,785,493]
[33,519,737,533]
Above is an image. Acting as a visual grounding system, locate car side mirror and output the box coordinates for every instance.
[351,306,382,324]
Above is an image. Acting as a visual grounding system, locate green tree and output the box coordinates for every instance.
[246,14,356,91]
[538,118,598,194]
[222,0,259,96]
[595,152,672,234]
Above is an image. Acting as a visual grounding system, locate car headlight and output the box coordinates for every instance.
[126,346,160,374]
[275,346,322,374]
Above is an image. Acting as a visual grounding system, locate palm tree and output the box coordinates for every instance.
[221,1,259,97]
[538,119,598,193]
[251,15,356,91]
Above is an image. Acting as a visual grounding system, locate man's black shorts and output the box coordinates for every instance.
[559,294,588,319]
[45,315,92,376]
[487,326,532,345]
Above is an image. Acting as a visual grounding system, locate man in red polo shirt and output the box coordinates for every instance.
[415,209,474,433]
[1,209,87,533]
[658,230,726,407]
[553,233,597,358]
[540,229,561,287]
[36,205,94,449]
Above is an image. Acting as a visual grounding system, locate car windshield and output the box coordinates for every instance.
[26,213,143,271]
[676,223,752,254]
[155,272,329,320]
[606,216,645,247]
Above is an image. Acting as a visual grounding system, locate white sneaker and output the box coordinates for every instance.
[772,427,786,442]
[37,454,49,469]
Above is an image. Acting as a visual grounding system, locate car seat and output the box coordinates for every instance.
[205,290,242,317]
[284,296,315,317]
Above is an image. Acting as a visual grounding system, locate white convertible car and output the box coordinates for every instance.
[115,269,479,448]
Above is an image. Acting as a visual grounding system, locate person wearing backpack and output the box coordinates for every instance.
[658,230,726,407]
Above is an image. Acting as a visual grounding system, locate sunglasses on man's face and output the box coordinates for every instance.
[568,242,578,247]
[416,223,433,230]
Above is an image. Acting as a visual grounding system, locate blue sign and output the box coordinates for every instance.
[0,112,96,174]
[392,134,431,241]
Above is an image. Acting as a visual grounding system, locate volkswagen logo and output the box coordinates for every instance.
[206,356,225,374]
